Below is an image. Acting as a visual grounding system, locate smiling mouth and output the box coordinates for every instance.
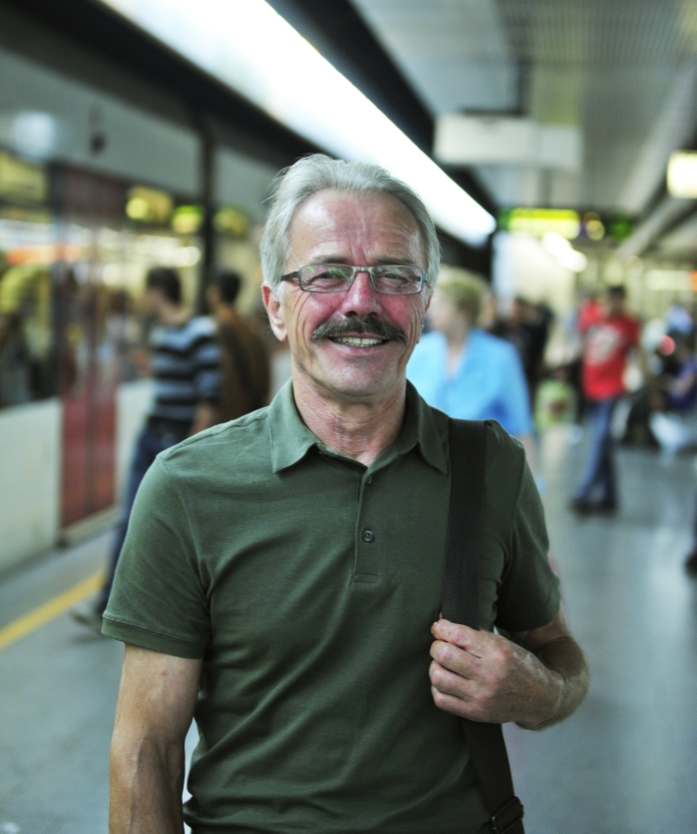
[312,314,408,346]
[329,335,387,347]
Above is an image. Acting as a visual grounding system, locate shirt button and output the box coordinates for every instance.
[365,475,373,484]
[362,530,375,542]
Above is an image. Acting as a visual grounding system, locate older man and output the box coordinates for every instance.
[104,155,588,834]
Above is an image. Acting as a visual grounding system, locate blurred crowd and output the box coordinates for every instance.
[4,254,697,628]
[413,266,697,466]
[407,265,697,573]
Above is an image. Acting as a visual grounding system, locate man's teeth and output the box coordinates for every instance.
[334,336,384,347]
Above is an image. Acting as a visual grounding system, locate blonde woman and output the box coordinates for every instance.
[408,266,536,465]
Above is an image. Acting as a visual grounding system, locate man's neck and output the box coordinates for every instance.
[158,303,190,326]
[292,375,407,467]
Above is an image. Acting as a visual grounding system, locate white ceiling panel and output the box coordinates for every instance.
[351,0,697,217]
[352,0,517,113]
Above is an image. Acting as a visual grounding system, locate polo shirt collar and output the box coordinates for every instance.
[268,380,320,473]
[398,381,449,475]
[267,378,448,476]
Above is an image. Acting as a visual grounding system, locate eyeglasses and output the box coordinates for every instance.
[280,264,425,295]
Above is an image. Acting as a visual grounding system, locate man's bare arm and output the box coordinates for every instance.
[109,645,202,833]
[429,607,589,730]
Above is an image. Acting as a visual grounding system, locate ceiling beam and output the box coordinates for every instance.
[0,0,320,167]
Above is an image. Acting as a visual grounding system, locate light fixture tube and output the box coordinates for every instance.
[99,0,496,246]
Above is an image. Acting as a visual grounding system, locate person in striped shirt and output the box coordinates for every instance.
[71,266,221,630]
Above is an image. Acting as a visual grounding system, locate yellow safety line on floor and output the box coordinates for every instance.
[0,571,103,652]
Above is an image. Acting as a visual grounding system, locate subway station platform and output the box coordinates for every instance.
[1,426,696,834]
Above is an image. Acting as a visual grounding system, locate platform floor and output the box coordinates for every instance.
[1,426,696,833]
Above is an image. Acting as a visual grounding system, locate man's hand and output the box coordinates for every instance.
[429,608,589,730]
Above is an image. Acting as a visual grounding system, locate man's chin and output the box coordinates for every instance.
[314,369,403,404]
[290,348,409,403]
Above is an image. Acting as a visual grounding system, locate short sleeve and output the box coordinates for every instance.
[102,456,211,657]
[490,428,560,631]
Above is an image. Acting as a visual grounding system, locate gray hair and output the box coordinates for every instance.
[260,154,440,293]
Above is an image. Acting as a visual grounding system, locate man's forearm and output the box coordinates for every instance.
[522,636,589,730]
[109,736,185,833]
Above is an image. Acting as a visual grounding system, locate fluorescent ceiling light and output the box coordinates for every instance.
[542,232,587,273]
[667,151,697,199]
[98,0,495,246]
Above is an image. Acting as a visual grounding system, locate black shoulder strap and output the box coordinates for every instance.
[443,419,525,834]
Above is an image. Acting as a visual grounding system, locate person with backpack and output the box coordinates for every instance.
[103,156,588,834]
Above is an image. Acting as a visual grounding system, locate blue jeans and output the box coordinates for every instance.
[96,424,186,612]
[573,397,618,506]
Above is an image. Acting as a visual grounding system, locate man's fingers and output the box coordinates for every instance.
[429,639,480,677]
[429,664,490,722]
[430,619,487,656]
[431,685,488,722]
[430,633,523,701]
[429,659,479,699]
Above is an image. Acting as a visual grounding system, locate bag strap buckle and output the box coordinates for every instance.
[491,796,524,834]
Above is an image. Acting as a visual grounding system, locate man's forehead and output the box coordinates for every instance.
[287,189,424,258]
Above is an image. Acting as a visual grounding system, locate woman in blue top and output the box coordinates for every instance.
[408,266,536,467]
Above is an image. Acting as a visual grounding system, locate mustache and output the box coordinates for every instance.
[312,314,408,345]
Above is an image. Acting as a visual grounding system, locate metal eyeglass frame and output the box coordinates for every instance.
[279,264,425,295]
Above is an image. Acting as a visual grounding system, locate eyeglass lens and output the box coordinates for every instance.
[298,264,422,294]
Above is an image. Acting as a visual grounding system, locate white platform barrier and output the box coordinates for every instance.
[0,381,153,576]
[0,399,62,575]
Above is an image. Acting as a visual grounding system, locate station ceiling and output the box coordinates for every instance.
[10,0,697,264]
[346,0,697,260]
[352,1,696,212]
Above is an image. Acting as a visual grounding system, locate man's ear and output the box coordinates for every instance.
[262,284,287,342]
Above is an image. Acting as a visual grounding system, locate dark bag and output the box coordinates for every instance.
[442,419,525,834]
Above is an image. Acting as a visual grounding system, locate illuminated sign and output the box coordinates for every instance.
[499,208,632,242]
[172,205,202,235]
[125,186,173,224]
[499,209,581,239]
[0,151,48,203]
[215,206,249,237]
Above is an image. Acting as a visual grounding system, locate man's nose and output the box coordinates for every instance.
[339,270,381,314]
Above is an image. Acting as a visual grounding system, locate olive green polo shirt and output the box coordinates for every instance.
[103,381,559,834]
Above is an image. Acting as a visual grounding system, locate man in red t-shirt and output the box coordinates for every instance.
[571,286,640,514]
